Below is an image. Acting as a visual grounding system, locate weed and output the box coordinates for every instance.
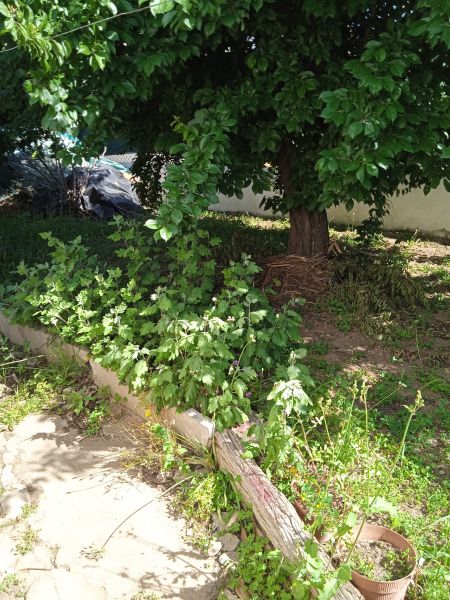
[228,531,292,598]
[130,592,161,600]
[174,469,239,551]
[0,338,83,430]
[20,502,38,519]
[14,526,39,555]
[308,340,330,356]
[0,573,26,598]
[327,247,425,337]
[350,543,413,581]
[351,349,367,362]
[324,298,353,332]
[81,545,105,561]
[67,387,110,435]
[0,378,56,429]
[0,502,38,532]
[416,370,450,396]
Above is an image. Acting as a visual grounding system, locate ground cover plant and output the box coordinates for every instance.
[0,334,114,435]
[0,212,448,599]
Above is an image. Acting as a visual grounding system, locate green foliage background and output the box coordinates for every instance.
[0,1,449,243]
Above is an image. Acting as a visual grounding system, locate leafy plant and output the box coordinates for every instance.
[229,528,351,600]
[67,387,111,435]
[0,573,25,598]
[228,531,293,599]
[14,525,39,555]
[6,219,309,434]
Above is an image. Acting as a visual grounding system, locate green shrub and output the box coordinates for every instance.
[5,217,311,431]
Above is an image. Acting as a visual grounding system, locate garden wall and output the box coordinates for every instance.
[214,183,450,239]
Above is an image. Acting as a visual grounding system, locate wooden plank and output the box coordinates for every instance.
[215,429,363,600]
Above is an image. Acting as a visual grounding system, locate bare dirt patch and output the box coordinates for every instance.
[351,540,413,581]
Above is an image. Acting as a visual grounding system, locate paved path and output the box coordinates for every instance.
[0,414,220,599]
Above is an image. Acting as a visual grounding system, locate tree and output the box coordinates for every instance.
[1,0,449,256]
[0,45,44,160]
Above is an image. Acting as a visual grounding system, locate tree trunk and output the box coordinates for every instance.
[278,139,330,258]
[288,206,329,257]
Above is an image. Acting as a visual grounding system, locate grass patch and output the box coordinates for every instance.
[200,210,288,263]
[0,213,114,287]
[14,525,40,556]
[0,336,84,430]
[0,573,26,598]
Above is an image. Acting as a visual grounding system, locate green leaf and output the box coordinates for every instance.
[337,564,352,582]
[208,397,218,411]
[348,121,363,138]
[78,44,92,56]
[368,496,398,516]
[162,10,176,27]
[171,209,183,224]
[159,226,173,241]
[93,54,106,70]
[106,1,117,15]
[144,219,158,229]
[317,577,339,600]
[150,0,174,15]
[386,106,398,123]
[134,359,148,381]
[200,366,216,386]
[0,2,10,17]
[356,165,366,184]
[121,81,136,94]
[366,164,379,177]
[375,48,386,62]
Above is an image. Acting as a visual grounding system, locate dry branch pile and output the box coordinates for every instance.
[258,254,330,306]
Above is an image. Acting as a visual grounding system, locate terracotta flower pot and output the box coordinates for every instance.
[350,524,417,600]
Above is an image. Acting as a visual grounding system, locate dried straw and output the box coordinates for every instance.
[258,254,330,306]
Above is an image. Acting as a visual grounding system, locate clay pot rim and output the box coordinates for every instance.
[350,523,417,585]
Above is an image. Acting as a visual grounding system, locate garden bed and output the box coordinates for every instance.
[0,311,363,600]
[0,211,448,599]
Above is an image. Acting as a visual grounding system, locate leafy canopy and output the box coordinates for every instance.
[0,0,449,239]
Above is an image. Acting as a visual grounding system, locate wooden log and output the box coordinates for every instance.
[215,429,363,600]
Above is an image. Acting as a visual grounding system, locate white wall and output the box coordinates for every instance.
[214,183,450,239]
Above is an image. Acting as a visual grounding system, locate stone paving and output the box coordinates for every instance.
[0,414,221,599]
